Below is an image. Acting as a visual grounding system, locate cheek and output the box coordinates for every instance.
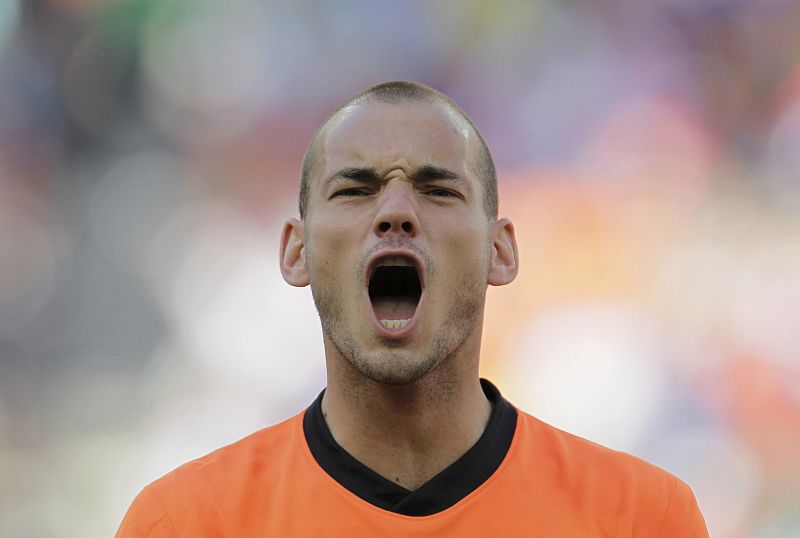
[306,222,359,284]
[436,226,491,284]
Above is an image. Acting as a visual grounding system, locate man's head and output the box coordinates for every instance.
[299,81,498,221]
[280,81,518,386]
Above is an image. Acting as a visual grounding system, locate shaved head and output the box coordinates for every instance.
[299,81,497,220]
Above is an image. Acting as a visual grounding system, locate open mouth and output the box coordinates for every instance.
[368,256,422,330]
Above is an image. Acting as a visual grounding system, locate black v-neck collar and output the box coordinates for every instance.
[303,379,518,516]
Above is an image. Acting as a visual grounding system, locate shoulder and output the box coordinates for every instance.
[153,412,303,496]
[516,410,677,488]
[117,413,305,537]
[512,411,708,535]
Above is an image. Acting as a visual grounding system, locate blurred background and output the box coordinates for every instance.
[1,0,799,536]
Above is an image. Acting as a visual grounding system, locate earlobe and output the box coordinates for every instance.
[488,218,519,286]
[280,218,310,287]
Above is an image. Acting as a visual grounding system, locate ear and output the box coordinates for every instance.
[488,218,519,286]
[280,218,309,287]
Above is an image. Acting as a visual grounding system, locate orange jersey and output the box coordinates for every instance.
[117,397,708,537]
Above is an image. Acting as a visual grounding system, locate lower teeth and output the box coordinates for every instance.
[380,319,410,330]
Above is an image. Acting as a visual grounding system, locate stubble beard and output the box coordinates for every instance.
[310,253,489,386]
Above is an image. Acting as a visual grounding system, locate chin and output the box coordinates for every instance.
[350,349,439,386]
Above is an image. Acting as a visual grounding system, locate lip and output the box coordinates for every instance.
[364,249,426,340]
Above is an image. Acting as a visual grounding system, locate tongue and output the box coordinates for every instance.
[372,295,418,320]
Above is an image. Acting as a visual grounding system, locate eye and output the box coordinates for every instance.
[425,187,457,197]
[333,188,371,197]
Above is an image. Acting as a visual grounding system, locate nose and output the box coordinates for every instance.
[373,181,419,238]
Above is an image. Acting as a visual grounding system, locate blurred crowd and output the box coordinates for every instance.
[1,0,799,536]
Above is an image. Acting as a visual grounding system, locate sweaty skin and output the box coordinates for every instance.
[280,99,518,489]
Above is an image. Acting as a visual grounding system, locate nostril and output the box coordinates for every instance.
[377,220,414,234]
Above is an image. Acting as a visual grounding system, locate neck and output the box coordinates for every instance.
[321,341,491,491]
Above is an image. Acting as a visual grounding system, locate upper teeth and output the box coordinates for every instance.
[376,256,414,268]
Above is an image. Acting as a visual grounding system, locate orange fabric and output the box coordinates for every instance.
[117,410,708,537]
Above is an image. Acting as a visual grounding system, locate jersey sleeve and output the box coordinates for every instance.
[116,484,178,538]
[657,478,709,538]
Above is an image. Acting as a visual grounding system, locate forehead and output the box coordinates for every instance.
[317,100,476,178]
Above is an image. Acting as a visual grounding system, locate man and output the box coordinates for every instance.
[117,81,709,536]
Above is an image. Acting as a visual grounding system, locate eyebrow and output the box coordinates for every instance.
[412,165,463,184]
[329,167,380,183]
[328,165,466,186]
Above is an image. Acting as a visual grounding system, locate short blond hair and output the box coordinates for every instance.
[299,81,497,219]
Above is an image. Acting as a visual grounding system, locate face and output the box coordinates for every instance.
[281,100,517,385]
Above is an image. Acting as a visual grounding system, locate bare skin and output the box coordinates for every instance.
[321,315,490,490]
[280,99,518,490]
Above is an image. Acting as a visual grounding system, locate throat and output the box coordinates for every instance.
[372,295,417,320]
[320,382,494,493]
